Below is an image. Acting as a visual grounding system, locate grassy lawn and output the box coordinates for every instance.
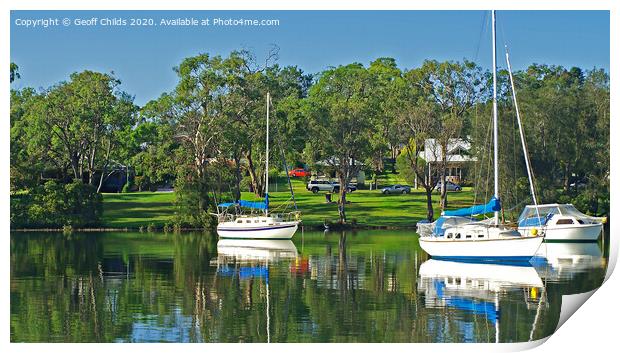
[101,192,175,228]
[101,173,480,228]
[266,178,476,227]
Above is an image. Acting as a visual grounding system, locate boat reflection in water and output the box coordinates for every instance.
[216,239,298,263]
[214,239,298,343]
[417,259,545,343]
[531,242,605,293]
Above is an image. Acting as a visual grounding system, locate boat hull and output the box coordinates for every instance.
[419,235,544,262]
[217,222,298,239]
[518,223,602,242]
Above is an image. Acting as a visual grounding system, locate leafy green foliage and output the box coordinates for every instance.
[10,51,610,228]
[11,181,102,228]
[10,62,20,83]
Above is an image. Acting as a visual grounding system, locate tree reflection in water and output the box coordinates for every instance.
[10,230,608,343]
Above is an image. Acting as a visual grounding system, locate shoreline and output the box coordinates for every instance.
[10,223,420,233]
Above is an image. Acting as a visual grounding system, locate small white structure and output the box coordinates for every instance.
[421,138,475,185]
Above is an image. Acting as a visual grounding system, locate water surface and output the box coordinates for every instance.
[10,229,609,343]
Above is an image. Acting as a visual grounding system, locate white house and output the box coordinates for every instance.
[420,138,476,186]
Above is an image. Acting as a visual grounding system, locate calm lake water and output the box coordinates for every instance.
[10,229,609,343]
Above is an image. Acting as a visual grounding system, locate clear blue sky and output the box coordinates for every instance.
[10,10,610,106]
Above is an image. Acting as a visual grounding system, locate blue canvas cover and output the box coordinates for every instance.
[218,194,269,210]
[443,197,501,217]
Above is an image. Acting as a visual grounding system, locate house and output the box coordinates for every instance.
[420,138,475,186]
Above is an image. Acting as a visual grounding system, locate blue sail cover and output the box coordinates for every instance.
[443,196,501,217]
[238,199,268,210]
[218,194,269,210]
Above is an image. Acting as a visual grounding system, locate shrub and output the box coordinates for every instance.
[134,175,150,192]
[10,180,102,228]
[121,181,133,193]
[173,177,214,228]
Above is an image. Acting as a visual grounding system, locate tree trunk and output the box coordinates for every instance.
[88,146,97,186]
[246,151,263,197]
[96,140,113,193]
[563,164,570,191]
[97,166,107,193]
[233,154,242,201]
[439,144,448,210]
[425,186,434,222]
[71,155,80,181]
[406,147,434,221]
[338,173,347,223]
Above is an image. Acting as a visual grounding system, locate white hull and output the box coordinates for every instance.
[217,221,299,239]
[519,223,602,241]
[419,231,543,261]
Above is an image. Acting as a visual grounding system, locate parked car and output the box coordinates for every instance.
[434,181,462,192]
[307,180,334,193]
[333,182,357,193]
[307,180,357,193]
[381,184,411,194]
[289,168,311,177]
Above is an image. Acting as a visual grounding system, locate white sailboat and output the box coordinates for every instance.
[216,93,301,239]
[417,10,543,261]
[517,204,605,241]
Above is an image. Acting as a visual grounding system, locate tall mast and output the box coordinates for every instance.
[492,10,499,225]
[265,92,270,215]
[505,47,541,224]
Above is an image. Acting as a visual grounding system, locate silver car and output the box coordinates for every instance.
[434,181,462,192]
[381,184,411,194]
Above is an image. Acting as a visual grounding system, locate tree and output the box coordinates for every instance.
[408,60,485,210]
[305,63,376,223]
[396,96,440,221]
[366,58,403,185]
[10,87,41,191]
[10,62,20,83]
[133,93,181,192]
[21,71,136,185]
[166,53,229,223]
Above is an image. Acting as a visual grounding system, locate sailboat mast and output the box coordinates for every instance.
[265,92,270,216]
[492,10,499,225]
[505,48,542,224]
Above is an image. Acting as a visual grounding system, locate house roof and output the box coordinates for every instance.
[422,138,476,163]
[316,157,365,166]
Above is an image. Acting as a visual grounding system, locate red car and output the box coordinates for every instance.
[289,168,310,177]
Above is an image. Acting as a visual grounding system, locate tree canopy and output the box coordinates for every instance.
[10,51,610,228]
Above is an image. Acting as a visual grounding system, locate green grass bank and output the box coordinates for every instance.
[102,176,479,229]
